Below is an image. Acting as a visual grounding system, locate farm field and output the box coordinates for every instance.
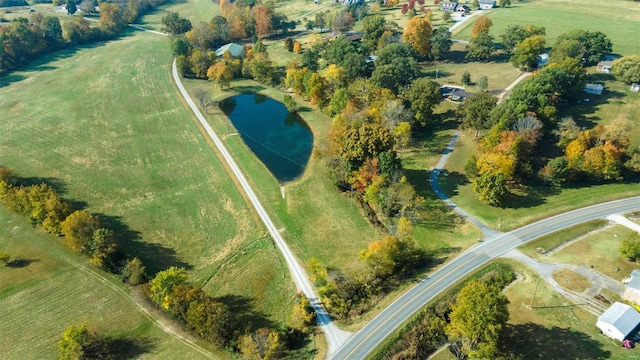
[0,208,215,359]
[0,27,299,351]
[502,259,631,360]
[454,0,640,55]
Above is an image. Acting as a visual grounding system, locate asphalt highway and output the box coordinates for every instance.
[330,196,640,360]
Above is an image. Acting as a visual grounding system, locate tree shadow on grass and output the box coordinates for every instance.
[231,85,266,94]
[106,336,156,359]
[99,214,192,276]
[216,294,276,332]
[404,169,466,231]
[0,73,26,88]
[504,323,611,360]
[6,258,39,268]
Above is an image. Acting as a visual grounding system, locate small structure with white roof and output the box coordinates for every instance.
[596,302,640,342]
[623,270,640,305]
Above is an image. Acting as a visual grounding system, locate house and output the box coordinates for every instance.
[596,302,640,342]
[537,53,549,69]
[631,83,640,92]
[584,83,604,95]
[440,2,470,13]
[597,60,613,74]
[478,0,495,10]
[215,43,245,58]
[446,89,475,101]
[440,2,458,12]
[623,270,640,305]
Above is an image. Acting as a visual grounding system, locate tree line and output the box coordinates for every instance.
[455,20,640,206]
[0,0,170,75]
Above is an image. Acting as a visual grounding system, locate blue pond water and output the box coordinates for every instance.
[219,94,313,183]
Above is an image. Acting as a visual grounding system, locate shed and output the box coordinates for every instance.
[597,60,613,74]
[596,302,640,342]
[537,53,549,69]
[584,83,604,95]
[479,0,495,10]
[446,89,474,101]
[215,43,245,58]
[631,83,640,92]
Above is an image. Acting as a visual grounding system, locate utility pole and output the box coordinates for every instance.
[529,276,541,309]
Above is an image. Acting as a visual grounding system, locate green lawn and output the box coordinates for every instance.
[0,208,217,359]
[503,259,632,360]
[0,28,298,353]
[519,219,608,258]
[544,225,637,281]
[454,0,640,55]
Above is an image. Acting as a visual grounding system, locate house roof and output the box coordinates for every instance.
[479,0,495,4]
[215,43,244,58]
[632,269,640,278]
[585,83,604,90]
[597,60,613,68]
[598,302,640,338]
[447,89,475,99]
[628,277,640,291]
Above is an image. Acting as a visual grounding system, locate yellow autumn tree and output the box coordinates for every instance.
[207,62,233,89]
[402,16,432,57]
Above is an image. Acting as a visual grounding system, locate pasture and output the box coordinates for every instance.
[0,208,215,359]
[454,0,640,55]
[0,27,297,350]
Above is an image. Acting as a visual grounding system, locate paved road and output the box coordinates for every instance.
[329,196,640,360]
[170,60,351,354]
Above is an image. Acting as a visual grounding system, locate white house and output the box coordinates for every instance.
[478,0,496,10]
[623,270,640,305]
[596,302,640,342]
[584,83,604,95]
[597,60,613,74]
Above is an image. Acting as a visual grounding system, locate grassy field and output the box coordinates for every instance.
[454,0,640,55]
[0,208,216,359]
[503,259,631,360]
[552,268,591,292]
[544,225,637,281]
[0,28,300,355]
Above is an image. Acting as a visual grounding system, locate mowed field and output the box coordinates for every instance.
[454,0,640,55]
[0,208,213,359]
[0,27,298,353]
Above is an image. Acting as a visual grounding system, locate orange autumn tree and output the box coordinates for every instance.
[402,16,432,58]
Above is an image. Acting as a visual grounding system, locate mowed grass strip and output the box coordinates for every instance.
[0,30,296,326]
[552,269,591,293]
[0,208,213,359]
[545,225,637,281]
[454,0,640,55]
[519,219,608,259]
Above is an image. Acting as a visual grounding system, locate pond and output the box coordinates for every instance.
[219,93,314,183]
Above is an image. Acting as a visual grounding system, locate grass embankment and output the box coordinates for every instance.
[0,29,299,355]
[0,208,213,359]
[519,219,608,258]
[503,259,630,360]
[453,0,640,55]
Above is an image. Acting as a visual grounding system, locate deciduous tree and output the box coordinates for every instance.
[510,35,546,71]
[207,62,233,89]
[446,280,509,358]
[60,210,101,253]
[470,15,492,38]
[148,266,188,308]
[402,16,432,58]
[612,54,640,84]
[402,78,442,126]
[622,232,640,261]
[429,26,452,60]
[161,12,192,35]
[252,5,273,38]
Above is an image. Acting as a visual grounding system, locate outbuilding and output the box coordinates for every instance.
[584,83,604,95]
[478,0,496,10]
[623,270,640,305]
[596,302,640,342]
[631,83,640,92]
[215,43,245,58]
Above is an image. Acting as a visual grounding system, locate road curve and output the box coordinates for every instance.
[329,196,640,360]
[170,60,350,353]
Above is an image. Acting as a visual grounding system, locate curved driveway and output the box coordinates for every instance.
[330,196,640,360]
[170,61,351,353]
